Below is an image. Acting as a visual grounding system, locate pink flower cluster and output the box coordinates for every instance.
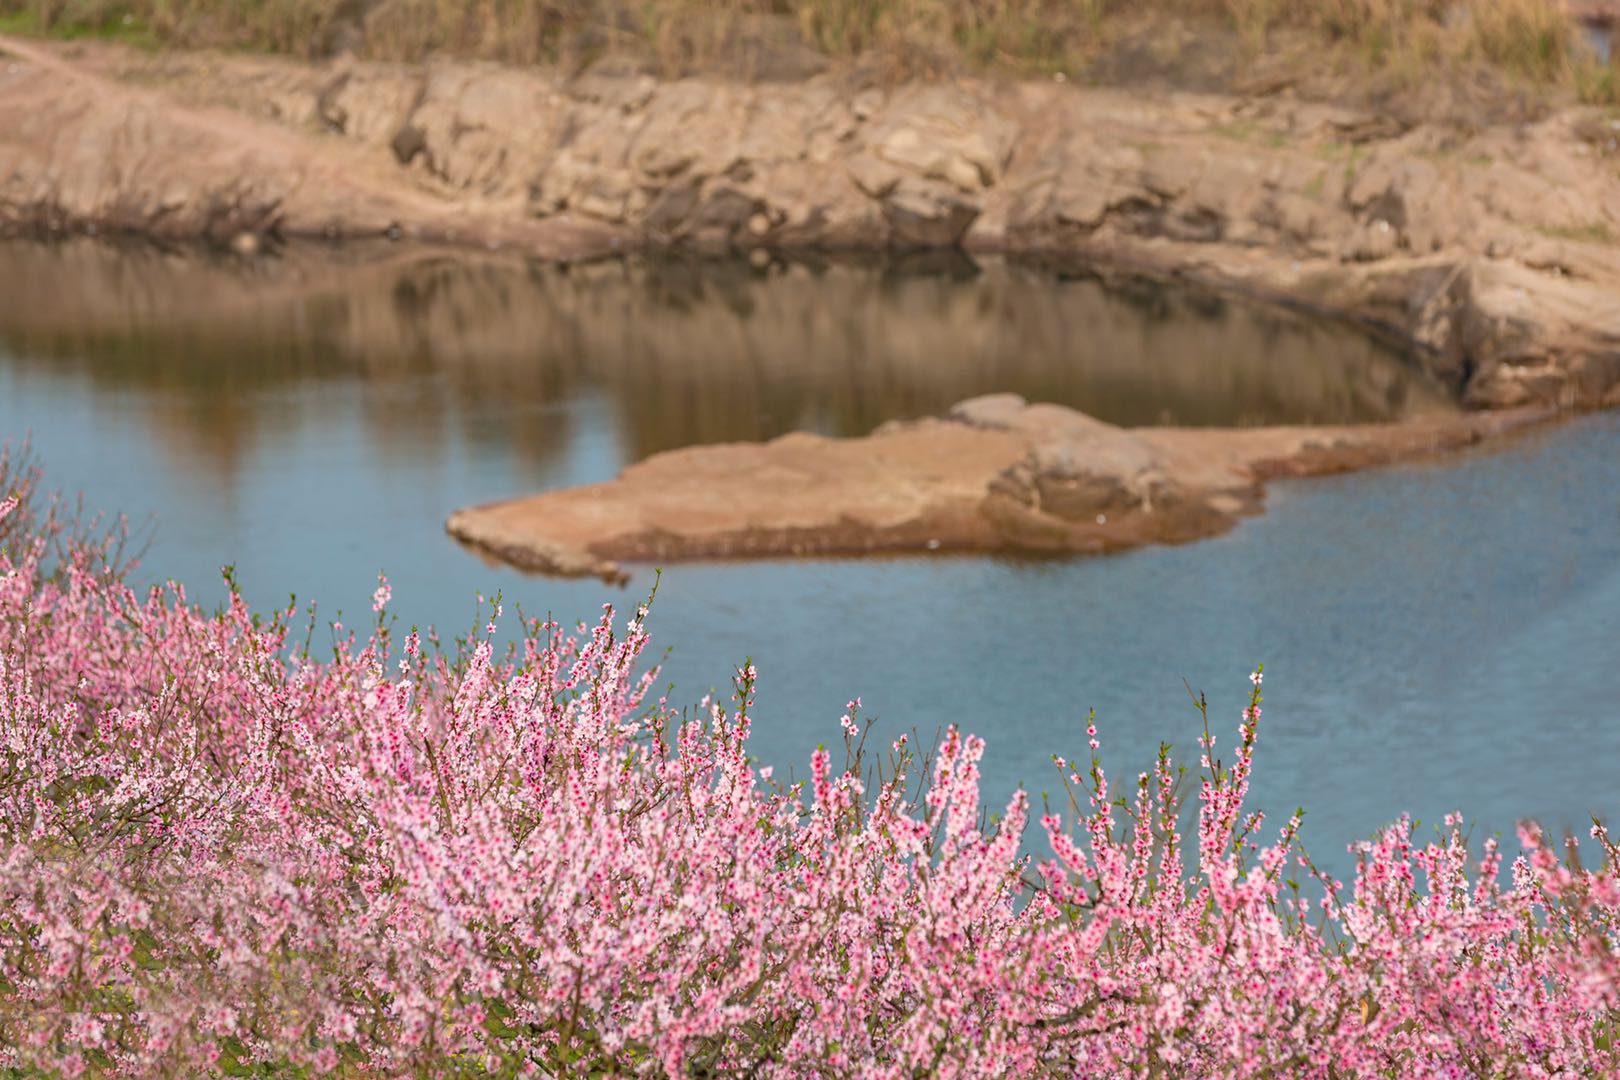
[0,478,1616,1076]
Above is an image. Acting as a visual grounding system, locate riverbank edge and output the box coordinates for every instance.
[2,34,1614,578]
[3,34,1620,411]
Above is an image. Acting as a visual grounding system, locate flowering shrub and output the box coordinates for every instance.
[0,467,1616,1077]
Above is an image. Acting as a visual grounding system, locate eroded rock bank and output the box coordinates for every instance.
[3,35,1620,407]
[0,35,620,260]
[446,394,1552,583]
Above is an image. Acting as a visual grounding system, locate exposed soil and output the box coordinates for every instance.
[0,34,621,258]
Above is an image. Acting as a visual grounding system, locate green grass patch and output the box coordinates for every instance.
[1314,140,1371,185]
[0,3,157,46]
[1211,120,1289,148]
[1536,221,1616,244]
[1411,145,1496,167]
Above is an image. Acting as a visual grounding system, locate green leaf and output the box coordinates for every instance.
[218,1036,254,1077]
[483,1014,520,1039]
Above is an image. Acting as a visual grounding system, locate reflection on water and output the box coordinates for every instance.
[0,240,1450,490]
[5,238,1610,879]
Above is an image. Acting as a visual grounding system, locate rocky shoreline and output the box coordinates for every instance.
[446,394,1555,583]
[3,34,1620,409]
[2,33,1614,578]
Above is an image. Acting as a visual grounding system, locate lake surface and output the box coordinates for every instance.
[2,238,1615,876]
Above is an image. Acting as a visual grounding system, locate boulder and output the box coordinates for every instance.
[884,179,980,248]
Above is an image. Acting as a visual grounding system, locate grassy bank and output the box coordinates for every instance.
[1,0,1614,100]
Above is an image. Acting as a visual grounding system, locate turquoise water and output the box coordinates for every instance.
[1,239,1614,874]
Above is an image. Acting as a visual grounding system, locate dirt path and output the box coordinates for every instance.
[0,33,623,256]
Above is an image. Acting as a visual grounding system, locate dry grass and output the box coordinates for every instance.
[0,0,1612,101]
[1208,0,1610,98]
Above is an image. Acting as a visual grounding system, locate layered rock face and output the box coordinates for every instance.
[3,33,1619,406]
[446,393,1552,583]
[0,36,620,258]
